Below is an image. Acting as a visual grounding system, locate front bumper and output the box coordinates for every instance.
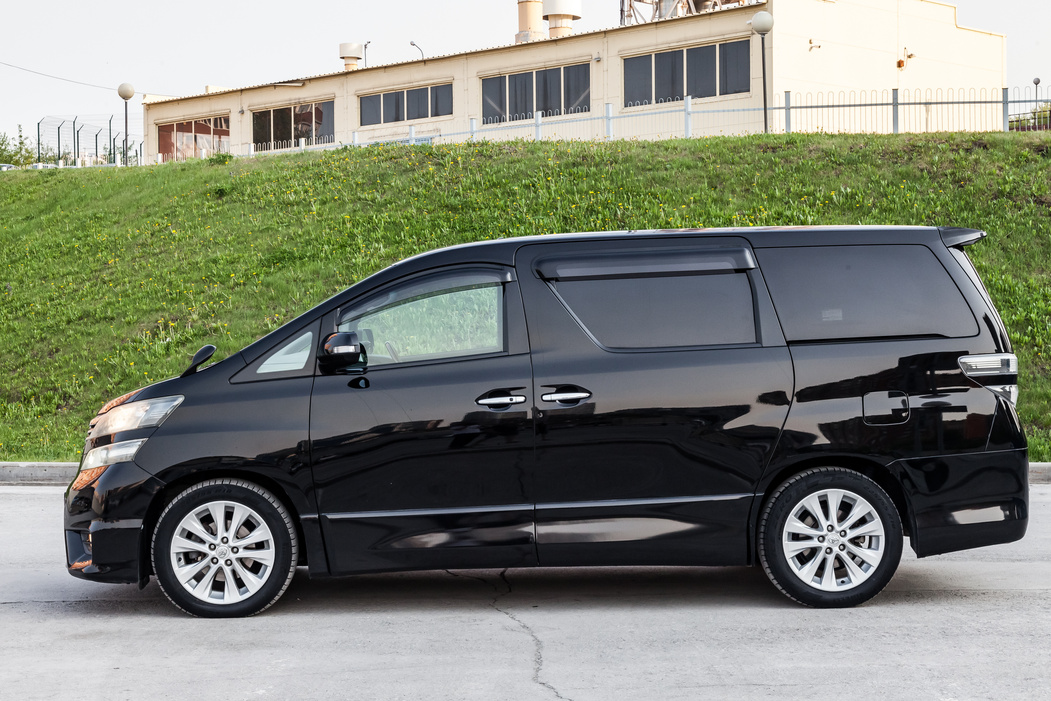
[894,448,1029,557]
[64,460,165,584]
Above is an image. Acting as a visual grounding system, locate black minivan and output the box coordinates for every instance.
[65,226,1028,616]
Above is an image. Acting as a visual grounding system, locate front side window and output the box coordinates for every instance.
[338,271,507,366]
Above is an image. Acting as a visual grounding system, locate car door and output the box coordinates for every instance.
[310,265,537,574]
[515,237,794,566]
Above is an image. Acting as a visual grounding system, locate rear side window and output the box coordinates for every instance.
[537,247,757,350]
[757,245,978,342]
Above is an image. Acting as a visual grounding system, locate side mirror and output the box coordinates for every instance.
[319,332,368,374]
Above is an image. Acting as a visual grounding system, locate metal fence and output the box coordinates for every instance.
[31,115,144,166]
[229,85,1045,158]
[32,85,1050,168]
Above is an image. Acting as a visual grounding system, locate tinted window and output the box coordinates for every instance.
[360,95,381,126]
[431,84,453,117]
[482,76,507,124]
[338,271,506,366]
[550,273,756,349]
[687,45,717,98]
[655,50,684,103]
[316,101,335,140]
[720,40,750,95]
[383,91,405,123]
[406,88,429,120]
[757,245,979,342]
[624,55,652,107]
[563,63,590,113]
[508,72,534,120]
[537,67,562,117]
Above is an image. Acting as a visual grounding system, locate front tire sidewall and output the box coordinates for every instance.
[760,468,903,608]
[152,479,297,618]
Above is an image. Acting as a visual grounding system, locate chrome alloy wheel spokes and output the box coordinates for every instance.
[781,488,886,592]
[169,500,276,604]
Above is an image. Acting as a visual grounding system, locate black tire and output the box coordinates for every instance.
[759,468,903,608]
[152,479,298,617]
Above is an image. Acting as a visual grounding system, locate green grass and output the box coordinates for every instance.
[1,132,1049,461]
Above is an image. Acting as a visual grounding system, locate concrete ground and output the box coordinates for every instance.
[1,485,1049,700]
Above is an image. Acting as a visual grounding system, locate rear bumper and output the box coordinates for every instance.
[64,460,165,584]
[894,448,1028,557]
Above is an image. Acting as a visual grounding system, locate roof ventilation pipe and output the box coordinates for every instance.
[340,43,364,71]
[543,0,582,39]
[516,0,546,43]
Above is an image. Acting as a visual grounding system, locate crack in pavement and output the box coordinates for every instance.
[445,570,570,701]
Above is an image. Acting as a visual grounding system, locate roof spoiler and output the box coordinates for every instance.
[939,227,987,248]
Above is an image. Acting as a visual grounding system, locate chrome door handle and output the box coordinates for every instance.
[541,391,591,403]
[476,395,527,407]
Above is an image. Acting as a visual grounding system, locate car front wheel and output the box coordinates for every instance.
[759,468,903,608]
[152,479,298,617]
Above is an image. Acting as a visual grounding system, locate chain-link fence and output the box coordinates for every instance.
[31,115,144,166]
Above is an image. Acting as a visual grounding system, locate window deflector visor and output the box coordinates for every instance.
[535,247,756,281]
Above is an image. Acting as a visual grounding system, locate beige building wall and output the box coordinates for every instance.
[142,0,1006,160]
[770,0,1004,94]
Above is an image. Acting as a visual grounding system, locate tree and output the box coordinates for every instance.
[0,126,37,166]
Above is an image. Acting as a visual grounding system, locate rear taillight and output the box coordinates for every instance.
[959,353,1018,407]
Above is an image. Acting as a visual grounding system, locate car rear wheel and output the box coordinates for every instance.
[152,479,298,617]
[759,468,902,608]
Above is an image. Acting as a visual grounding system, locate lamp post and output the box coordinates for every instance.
[750,11,774,134]
[410,41,424,59]
[363,40,371,68]
[118,83,134,166]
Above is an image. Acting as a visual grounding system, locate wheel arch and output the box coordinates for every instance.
[138,465,312,584]
[751,455,914,562]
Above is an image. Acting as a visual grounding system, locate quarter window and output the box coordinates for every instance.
[756,245,979,341]
[257,331,315,375]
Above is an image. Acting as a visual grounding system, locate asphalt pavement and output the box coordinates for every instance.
[1,485,1049,700]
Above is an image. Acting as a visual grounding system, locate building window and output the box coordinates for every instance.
[252,100,335,151]
[624,40,750,107]
[623,55,652,107]
[359,84,454,127]
[686,45,717,99]
[157,116,230,162]
[482,63,590,124]
[719,40,750,95]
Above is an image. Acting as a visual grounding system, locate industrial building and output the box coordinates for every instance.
[142,0,1005,162]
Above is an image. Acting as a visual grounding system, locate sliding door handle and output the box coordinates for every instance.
[540,388,592,404]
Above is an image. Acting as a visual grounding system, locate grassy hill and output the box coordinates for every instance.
[2,133,1050,462]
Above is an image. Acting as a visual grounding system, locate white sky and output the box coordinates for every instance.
[0,0,1046,150]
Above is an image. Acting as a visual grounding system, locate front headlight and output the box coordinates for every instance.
[88,395,184,440]
[79,439,148,477]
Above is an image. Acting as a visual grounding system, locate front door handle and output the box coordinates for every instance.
[540,386,592,405]
[475,389,527,410]
[476,395,527,407]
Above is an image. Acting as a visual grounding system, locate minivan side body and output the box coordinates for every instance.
[64,227,1027,614]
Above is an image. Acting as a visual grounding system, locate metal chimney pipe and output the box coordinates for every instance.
[543,0,582,38]
[516,0,545,43]
[340,42,365,71]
